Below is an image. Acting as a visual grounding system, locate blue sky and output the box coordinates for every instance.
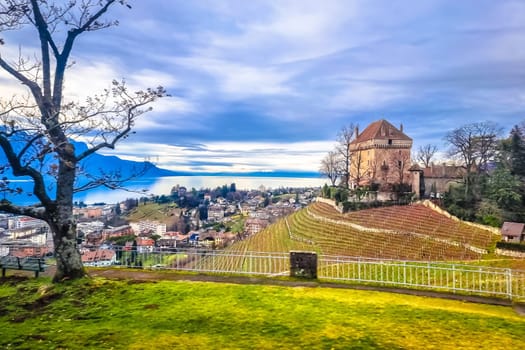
[1,0,524,174]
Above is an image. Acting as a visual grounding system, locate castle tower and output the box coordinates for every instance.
[349,119,412,189]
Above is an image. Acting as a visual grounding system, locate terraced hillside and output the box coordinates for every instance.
[221,201,499,261]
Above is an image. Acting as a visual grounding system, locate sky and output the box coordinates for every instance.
[1,0,524,174]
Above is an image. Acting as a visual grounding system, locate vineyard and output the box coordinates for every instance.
[121,202,524,300]
[195,201,501,273]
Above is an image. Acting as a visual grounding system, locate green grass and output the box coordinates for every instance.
[126,202,178,224]
[0,276,524,349]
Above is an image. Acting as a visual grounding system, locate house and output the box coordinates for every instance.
[207,204,225,221]
[136,237,155,253]
[244,218,269,235]
[349,119,412,190]
[0,240,50,257]
[200,230,235,249]
[157,238,177,249]
[189,232,200,246]
[81,249,117,266]
[102,225,133,241]
[501,222,525,243]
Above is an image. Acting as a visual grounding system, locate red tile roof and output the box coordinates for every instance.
[352,119,412,144]
[81,249,116,262]
[501,222,525,237]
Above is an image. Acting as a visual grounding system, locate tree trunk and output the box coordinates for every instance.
[51,221,85,282]
[49,153,85,282]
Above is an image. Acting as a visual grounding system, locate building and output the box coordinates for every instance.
[349,119,413,189]
[501,222,525,243]
[130,221,167,236]
[101,225,133,241]
[207,204,225,221]
[9,216,47,230]
[421,163,465,197]
[81,249,117,266]
[244,218,269,235]
[136,237,155,253]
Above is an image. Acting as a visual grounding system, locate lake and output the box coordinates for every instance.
[81,176,327,204]
[3,176,328,205]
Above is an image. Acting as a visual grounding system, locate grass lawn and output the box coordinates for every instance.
[0,276,524,349]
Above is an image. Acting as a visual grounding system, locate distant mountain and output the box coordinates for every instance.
[71,140,184,179]
[1,137,320,181]
[0,138,184,182]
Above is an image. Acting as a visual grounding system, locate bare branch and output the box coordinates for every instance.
[75,84,166,161]
[0,56,43,102]
[0,135,52,206]
[336,123,357,188]
[416,144,438,168]
[54,0,119,107]
[320,151,341,186]
[0,200,46,219]
[73,161,153,194]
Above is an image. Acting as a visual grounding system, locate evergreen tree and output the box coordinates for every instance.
[509,126,525,177]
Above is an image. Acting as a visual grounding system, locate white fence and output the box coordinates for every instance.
[318,255,525,300]
[111,248,525,301]
[7,245,522,301]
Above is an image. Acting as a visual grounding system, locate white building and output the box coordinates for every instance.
[9,216,47,230]
[132,220,167,236]
[208,204,225,221]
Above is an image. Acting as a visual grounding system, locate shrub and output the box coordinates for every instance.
[496,241,525,252]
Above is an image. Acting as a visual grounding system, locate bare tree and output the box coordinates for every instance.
[319,151,341,186]
[389,150,411,185]
[336,123,356,188]
[0,1,165,282]
[349,147,366,188]
[416,144,438,168]
[444,121,502,198]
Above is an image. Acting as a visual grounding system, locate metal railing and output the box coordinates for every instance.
[7,244,522,301]
[318,255,525,300]
[108,248,525,301]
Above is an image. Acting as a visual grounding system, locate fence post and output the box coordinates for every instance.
[427,262,431,287]
[506,268,513,300]
[358,258,361,281]
[452,265,456,294]
[403,261,407,286]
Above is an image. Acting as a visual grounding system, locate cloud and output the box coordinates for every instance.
[172,57,296,99]
[100,140,333,173]
[1,0,524,175]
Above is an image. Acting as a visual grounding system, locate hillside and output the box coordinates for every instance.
[224,201,500,261]
[126,202,181,224]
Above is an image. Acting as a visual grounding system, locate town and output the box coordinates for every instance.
[0,184,319,267]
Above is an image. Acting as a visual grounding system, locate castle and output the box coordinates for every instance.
[349,119,463,198]
[349,119,413,191]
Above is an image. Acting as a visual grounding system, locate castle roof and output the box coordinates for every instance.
[352,119,412,144]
